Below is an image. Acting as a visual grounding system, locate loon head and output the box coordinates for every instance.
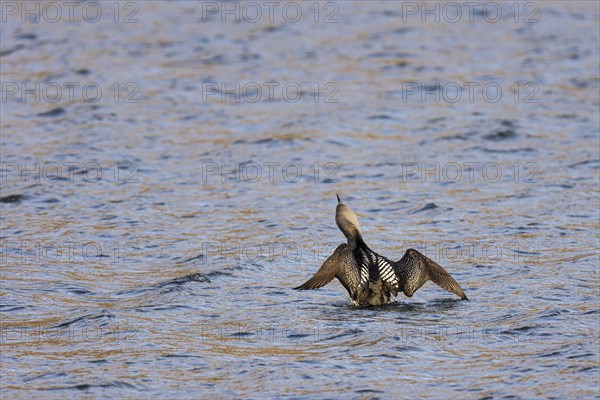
[335,194,362,249]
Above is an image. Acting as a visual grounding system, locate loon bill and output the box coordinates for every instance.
[294,195,469,306]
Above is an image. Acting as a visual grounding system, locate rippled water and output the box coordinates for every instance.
[1,1,599,398]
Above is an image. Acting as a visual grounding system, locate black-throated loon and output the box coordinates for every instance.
[294,195,468,306]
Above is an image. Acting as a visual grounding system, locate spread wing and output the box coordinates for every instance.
[395,249,468,300]
[294,244,364,300]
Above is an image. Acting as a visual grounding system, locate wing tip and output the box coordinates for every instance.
[293,282,322,290]
[293,284,310,290]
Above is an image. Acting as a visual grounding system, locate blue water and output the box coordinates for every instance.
[1,1,599,398]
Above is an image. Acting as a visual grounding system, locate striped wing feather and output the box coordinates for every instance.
[294,244,363,301]
[294,244,348,290]
[396,249,468,300]
[377,256,399,296]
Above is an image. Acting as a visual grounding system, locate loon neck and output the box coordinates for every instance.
[348,232,368,251]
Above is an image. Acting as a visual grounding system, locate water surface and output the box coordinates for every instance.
[1,1,599,398]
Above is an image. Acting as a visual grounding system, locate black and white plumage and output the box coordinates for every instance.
[294,195,469,306]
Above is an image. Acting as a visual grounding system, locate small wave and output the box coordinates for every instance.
[0,194,26,203]
[411,202,438,213]
[52,310,116,329]
[44,381,137,391]
[36,107,66,118]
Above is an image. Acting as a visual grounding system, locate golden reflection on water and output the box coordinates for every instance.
[1,0,599,398]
